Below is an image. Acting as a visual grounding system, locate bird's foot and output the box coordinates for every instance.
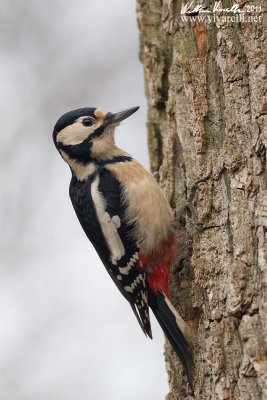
[152,171,160,181]
[175,176,209,232]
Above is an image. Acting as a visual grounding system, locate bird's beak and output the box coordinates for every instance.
[108,106,139,124]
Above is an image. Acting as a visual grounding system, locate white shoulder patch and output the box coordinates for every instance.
[91,175,125,264]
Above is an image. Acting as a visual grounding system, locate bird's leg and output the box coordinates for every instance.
[175,177,209,232]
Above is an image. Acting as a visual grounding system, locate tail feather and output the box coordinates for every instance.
[149,292,194,388]
[131,302,152,339]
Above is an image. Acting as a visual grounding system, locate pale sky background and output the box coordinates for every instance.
[0,1,169,399]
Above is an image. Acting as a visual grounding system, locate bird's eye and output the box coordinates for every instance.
[82,117,95,127]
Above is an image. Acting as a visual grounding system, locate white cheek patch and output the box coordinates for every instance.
[57,116,102,146]
[91,175,125,265]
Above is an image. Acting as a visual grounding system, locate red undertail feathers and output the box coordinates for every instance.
[139,233,176,296]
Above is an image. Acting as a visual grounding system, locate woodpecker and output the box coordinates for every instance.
[53,106,194,386]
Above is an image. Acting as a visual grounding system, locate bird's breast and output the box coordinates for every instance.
[106,160,174,253]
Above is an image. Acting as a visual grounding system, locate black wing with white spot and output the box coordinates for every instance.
[69,166,152,337]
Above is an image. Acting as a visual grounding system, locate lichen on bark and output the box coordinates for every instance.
[137,0,267,398]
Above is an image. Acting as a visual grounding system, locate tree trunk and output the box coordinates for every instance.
[137,1,267,398]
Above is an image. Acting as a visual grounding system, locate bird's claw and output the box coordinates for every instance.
[176,176,209,231]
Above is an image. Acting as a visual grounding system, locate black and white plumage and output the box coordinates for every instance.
[53,106,194,387]
[69,163,152,337]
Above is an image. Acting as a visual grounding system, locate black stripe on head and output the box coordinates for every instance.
[53,107,96,143]
[58,140,93,164]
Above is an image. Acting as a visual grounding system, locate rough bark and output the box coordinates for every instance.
[137,1,267,398]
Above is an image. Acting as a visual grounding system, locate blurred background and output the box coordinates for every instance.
[0,1,168,399]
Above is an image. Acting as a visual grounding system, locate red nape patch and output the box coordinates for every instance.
[139,234,176,297]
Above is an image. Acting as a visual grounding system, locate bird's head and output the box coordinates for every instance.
[53,106,139,164]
